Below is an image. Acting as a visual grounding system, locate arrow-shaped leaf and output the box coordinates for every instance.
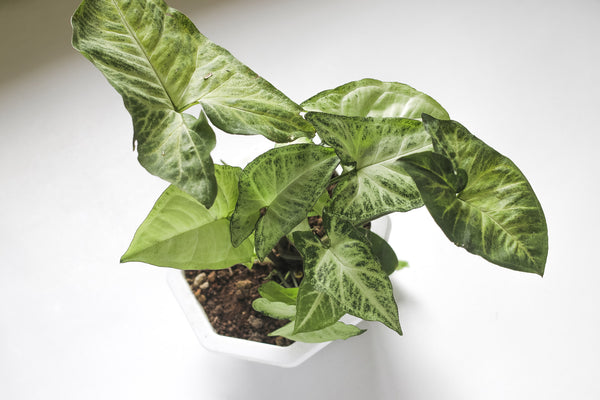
[398,115,548,275]
[306,112,432,224]
[72,0,314,206]
[301,78,449,119]
[230,144,339,259]
[121,165,255,269]
[292,216,402,334]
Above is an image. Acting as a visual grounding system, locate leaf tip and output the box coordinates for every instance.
[421,112,432,120]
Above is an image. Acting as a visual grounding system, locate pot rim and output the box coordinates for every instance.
[167,215,391,367]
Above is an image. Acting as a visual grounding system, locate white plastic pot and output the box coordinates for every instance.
[167,215,391,368]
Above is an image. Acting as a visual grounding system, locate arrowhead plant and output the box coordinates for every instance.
[72,0,548,344]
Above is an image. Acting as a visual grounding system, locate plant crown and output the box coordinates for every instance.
[72,0,548,342]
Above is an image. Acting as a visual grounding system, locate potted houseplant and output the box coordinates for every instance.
[71,0,548,365]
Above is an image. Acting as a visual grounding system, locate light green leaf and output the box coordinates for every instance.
[258,281,298,305]
[270,320,365,343]
[306,112,431,224]
[397,260,410,270]
[252,298,296,320]
[72,0,313,206]
[121,165,255,269]
[293,279,345,334]
[292,216,402,334]
[398,116,548,275]
[301,78,449,119]
[230,144,340,259]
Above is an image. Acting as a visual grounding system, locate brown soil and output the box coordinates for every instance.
[183,180,346,347]
[184,264,294,347]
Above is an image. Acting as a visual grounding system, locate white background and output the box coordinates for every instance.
[1,0,599,398]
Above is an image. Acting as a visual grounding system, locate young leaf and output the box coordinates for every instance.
[253,283,363,342]
[293,279,345,334]
[252,298,296,320]
[121,165,255,269]
[270,320,365,343]
[301,78,449,119]
[258,281,298,305]
[398,116,548,275]
[230,144,340,259]
[292,216,402,334]
[306,112,431,224]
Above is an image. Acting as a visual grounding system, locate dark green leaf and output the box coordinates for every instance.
[362,229,401,276]
[399,116,548,275]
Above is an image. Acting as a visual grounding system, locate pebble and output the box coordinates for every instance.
[235,289,245,300]
[217,269,232,279]
[248,315,264,330]
[235,280,253,300]
[199,281,209,290]
[236,279,252,288]
[248,332,262,342]
[192,273,207,288]
[207,271,216,283]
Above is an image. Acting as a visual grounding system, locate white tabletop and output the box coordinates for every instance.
[2,0,599,399]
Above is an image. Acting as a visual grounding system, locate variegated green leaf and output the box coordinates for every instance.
[72,0,313,206]
[270,320,365,343]
[121,165,255,269]
[399,115,548,275]
[198,77,315,143]
[306,112,431,224]
[308,189,330,217]
[133,108,217,206]
[301,78,449,119]
[293,279,345,334]
[292,216,402,334]
[230,144,339,259]
[72,0,313,140]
